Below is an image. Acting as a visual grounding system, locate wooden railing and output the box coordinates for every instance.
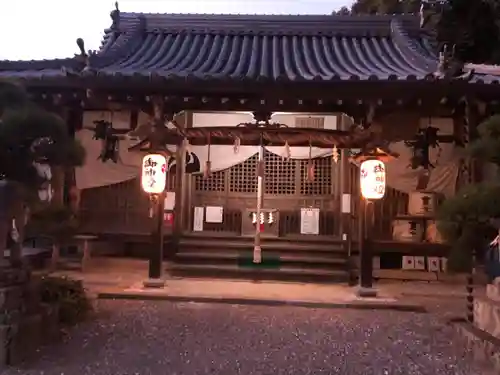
[189,207,242,234]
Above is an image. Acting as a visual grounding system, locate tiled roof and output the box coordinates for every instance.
[466,64,500,84]
[0,58,83,79]
[1,12,500,86]
[86,13,440,82]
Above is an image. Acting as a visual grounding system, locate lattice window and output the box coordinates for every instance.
[299,157,333,195]
[194,170,225,192]
[295,116,325,129]
[229,153,258,193]
[264,150,296,195]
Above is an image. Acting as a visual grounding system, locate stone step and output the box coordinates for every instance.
[474,296,500,340]
[487,283,500,302]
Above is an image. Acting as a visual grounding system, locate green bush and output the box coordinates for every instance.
[436,114,500,272]
[39,276,92,325]
[25,204,79,244]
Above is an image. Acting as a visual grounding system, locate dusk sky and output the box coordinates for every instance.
[0,0,351,60]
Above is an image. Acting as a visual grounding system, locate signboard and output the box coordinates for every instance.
[205,206,223,223]
[141,154,167,194]
[300,208,320,235]
[193,207,204,232]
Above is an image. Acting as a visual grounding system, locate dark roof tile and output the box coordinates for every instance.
[2,12,500,86]
[0,57,84,79]
[89,13,437,82]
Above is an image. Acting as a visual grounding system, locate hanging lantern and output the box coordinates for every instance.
[204,134,212,178]
[332,145,339,164]
[141,154,167,194]
[307,139,315,182]
[360,159,386,200]
[283,141,291,158]
[307,163,315,182]
[259,212,265,224]
[233,137,241,154]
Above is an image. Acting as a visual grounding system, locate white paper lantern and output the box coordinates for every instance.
[360,159,386,200]
[141,154,167,194]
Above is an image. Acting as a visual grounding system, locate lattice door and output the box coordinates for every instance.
[299,156,334,196]
[264,150,296,195]
[194,170,225,192]
[229,153,258,193]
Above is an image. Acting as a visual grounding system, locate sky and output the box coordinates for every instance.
[0,0,351,60]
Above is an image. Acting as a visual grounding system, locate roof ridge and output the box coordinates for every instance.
[0,57,82,71]
[111,12,422,38]
[390,19,437,71]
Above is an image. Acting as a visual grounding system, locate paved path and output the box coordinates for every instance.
[3,301,495,375]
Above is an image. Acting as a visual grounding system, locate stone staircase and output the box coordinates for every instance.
[169,233,351,283]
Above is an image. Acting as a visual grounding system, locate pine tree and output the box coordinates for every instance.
[437,115,500,272]
[0,80,85,265]
[341,0,500,64]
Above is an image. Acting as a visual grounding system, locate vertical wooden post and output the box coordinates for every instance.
[174,111,190,233]
[339,114,353,282]
[55,107,82,270]
[144,96,167,287]
[182,111,193,231]
[358,199,375,294]
[64,108,83,209]
[339,115,351,241]
[173,112,187,258]
[148,193,165,280]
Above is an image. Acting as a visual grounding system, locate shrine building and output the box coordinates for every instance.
[1,8,500,283]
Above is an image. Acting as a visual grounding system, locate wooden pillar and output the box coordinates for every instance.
[182,111,193,231]
[145,97,166,285]
[338,114,354,282]
[64,108,83,210]
[172,111,187,257]
[50,106,68,206]
[339,114,351,239]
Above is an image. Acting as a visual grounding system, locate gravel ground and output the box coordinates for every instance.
[1,300,494,375]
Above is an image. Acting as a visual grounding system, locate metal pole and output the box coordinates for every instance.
[253,145,263,263]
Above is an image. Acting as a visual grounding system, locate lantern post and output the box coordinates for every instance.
[356,153,387,297]
[140,153,168,287]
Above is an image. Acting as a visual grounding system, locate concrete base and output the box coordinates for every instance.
[454,320,500,373]
[356,286,378,298]
[143,278,166,289]
[475,277,500,340]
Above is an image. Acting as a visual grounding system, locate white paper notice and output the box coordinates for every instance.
[300,208,319,235]
[205,206,223,223]
[341,193,351,214]
[164,192,176,210]
[193,207,204,232]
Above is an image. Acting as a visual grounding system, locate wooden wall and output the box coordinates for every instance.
[78,153,408,240]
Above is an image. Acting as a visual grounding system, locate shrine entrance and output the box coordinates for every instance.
[189,149,340,238]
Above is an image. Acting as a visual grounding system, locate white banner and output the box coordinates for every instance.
[75,111,459,197]
[169,145,334,174]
